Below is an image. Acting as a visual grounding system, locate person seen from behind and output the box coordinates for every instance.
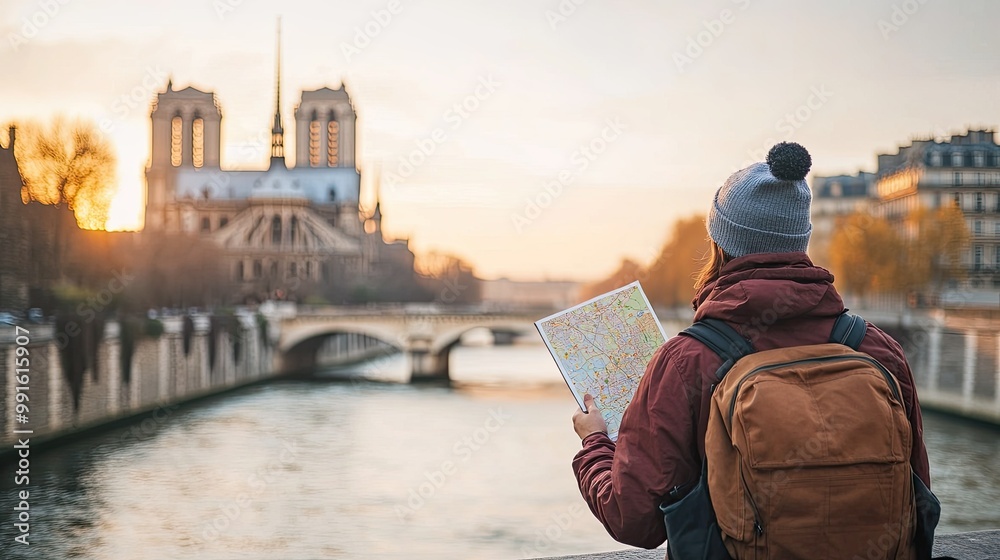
[570,142,936,560]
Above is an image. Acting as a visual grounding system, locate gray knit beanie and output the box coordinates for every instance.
[707,142,813,258]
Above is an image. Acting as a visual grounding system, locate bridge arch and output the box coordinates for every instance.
[278,321,406,374]
[279,321,404,354]
[273,309,541,380]
[428,322,534,355]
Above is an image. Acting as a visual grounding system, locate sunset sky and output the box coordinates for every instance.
[2,0,999,281]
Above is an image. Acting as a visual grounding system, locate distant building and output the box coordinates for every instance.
[874,129,1000,288]
[0,126,67,311]
[810,171,876,264]
[0,126,28,309]
[143,36,414,302]
[480,279,582,310]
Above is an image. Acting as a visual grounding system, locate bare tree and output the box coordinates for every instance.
[17,116,117,230]
[417,252,480,304]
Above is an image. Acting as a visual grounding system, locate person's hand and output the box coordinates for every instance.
[572,393,608,440]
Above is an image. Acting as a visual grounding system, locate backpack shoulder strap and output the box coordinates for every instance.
[829,311,867,350]
[681,318,755,381]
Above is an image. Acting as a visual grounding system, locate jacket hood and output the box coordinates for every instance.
[692,252,845,324]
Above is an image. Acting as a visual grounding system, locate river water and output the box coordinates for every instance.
[2,342,999,559]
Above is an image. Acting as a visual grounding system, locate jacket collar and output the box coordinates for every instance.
[692,252,844,324]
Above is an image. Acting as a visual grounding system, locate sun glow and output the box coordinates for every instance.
[103,125,147,231]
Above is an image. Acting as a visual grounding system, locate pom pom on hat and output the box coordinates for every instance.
[766,142,812,181]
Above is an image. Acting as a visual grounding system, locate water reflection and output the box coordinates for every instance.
[1,345,997,559]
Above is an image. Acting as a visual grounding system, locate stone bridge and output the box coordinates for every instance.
[274,305,543,381]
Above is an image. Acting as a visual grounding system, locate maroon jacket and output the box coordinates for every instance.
[572,252,931,549]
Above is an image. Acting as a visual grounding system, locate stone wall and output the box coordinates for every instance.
[0,314,275,448]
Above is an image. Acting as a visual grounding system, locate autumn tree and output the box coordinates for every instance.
[907,205,969,293]
[829,211,908,296]
[579,214,710,308]
[579,259,645,302]
[828,206,969,298]
[16,116,117,230]
[644,215,710,307]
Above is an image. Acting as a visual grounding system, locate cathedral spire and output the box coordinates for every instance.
[269,17,285,168]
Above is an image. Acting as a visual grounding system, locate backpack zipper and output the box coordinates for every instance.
[738,461,765,537]
[727,354,903,424]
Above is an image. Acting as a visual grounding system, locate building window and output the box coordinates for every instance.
[974,152,985,167]
[306,261,312,279]
[253,260,262,278]
[952,152,963,167]
[289,262,297,277]
[309,117,321,167]
[322,262,330,281]
[976,192,984,211]
[930,152,943,166]
[995,246,1000,268]
[328,188,337,202]
[219,216,229,228]
[974,220,983,236]
[977,173,985,186]
[974,245,983,270]
[170,115,183,167]
[201,217,211,232]
[271,215,282,246]
[327,117,339,167]
[954,192,962,208]
[237,261,244,281]
[270,261,279,278]
[954,172,963,186]
[192,117,204,168]
[290,215,298,246]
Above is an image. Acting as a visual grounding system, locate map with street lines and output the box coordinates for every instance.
[535,282,667,441]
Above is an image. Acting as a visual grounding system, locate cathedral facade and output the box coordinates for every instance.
[143,77,414,303]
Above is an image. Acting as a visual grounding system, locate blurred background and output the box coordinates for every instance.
[1,0,1000,558]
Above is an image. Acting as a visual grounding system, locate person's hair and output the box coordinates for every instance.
[693,239,728,292]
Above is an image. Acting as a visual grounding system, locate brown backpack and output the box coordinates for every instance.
[679,314,921,560]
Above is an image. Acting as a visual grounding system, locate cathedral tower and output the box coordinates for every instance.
[294,85,357,169]
[146,80,222,231]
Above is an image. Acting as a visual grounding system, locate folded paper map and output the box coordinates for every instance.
[535,281,667,441]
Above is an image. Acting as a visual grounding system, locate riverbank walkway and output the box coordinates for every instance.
[535,530,1000,559]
